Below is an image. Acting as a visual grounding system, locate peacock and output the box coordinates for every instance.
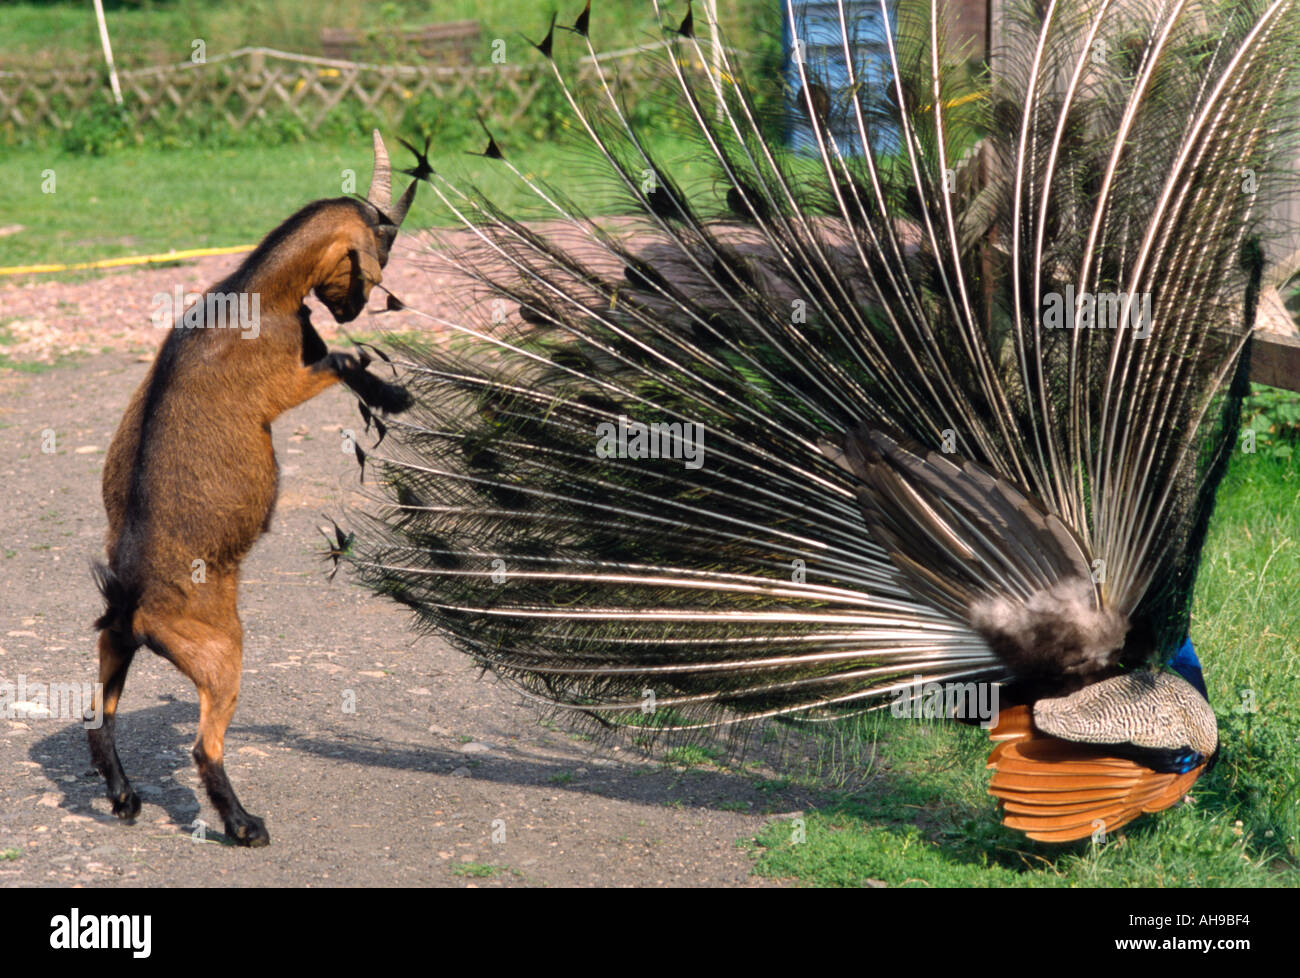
[335,0,1299,843]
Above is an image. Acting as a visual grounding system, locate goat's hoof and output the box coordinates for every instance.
[110,790,141,822]
[229,815,270,848]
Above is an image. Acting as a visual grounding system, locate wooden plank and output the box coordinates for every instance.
[415,21,481,42]
[320,22,479,59]
[1251,332,1300,391]
[319,28,359,43]
[320,28,360,60]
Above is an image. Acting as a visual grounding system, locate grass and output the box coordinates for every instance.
[0,0,739,71]
[0,130,717,272]
[748,451,1300,887]
[0,1,779,272]
[450,862,515,878]
[663,745,722,768]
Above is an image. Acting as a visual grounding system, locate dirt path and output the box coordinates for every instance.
[0,248,821,888]
[0,235,463,361]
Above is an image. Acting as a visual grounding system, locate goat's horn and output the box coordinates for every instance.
[367,129,393,214]
[389,179,417,227]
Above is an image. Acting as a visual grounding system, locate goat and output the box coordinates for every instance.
[89,131,425,846]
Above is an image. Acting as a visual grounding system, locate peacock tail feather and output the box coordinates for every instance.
[338,0,1300,838]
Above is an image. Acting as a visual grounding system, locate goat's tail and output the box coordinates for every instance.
[92,562,142,646]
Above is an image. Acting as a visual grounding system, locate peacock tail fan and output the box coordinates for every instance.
[340,0,1299,756]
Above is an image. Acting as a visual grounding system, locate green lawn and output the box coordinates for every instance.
[749,450,1300,887]
[0,133,715,272]
[0,140,481,270]
[0,0,779,271]
[0,0,767,71]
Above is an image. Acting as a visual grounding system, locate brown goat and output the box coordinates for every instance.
[89,132,424,846]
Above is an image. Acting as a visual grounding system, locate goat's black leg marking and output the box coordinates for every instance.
[301,303,411,413]
[193,748,269,847]
[324,351,413,413]
[299,305,329,365]
[89,716,141,821]
[87,633,141,821]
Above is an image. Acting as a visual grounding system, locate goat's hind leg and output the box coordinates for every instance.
[193,652,268,848]
[87,629,141,821]
[141,603,269,847]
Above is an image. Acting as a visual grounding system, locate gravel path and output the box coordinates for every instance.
[0,234,464,361]
[0,244,817,887]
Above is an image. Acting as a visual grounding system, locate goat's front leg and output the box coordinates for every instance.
[273,353,412,416]
[285,305,412,415]
[319,350,413,414]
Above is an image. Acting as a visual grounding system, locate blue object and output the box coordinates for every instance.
[1166,748,1207,775]
[1170,637,1209,701]
[783,0,898,155]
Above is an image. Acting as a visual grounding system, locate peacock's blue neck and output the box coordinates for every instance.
[1170,637,1208,701]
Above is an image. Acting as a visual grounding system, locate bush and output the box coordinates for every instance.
[1242,383,1300,461]
[59,96,141,155]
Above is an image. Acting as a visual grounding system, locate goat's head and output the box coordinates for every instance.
[313,131,420,323]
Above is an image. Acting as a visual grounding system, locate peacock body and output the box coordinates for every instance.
[340,0,1299,842]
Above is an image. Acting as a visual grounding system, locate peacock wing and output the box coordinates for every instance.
[985,705,1206,842]
[828,426,1126,688]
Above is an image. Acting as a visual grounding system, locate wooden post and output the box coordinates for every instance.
[702,0,722,118]
[92,0,123,106]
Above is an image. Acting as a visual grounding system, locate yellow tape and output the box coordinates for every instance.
[0,244,255,278]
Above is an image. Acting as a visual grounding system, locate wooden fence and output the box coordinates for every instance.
[0,42,687,134]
